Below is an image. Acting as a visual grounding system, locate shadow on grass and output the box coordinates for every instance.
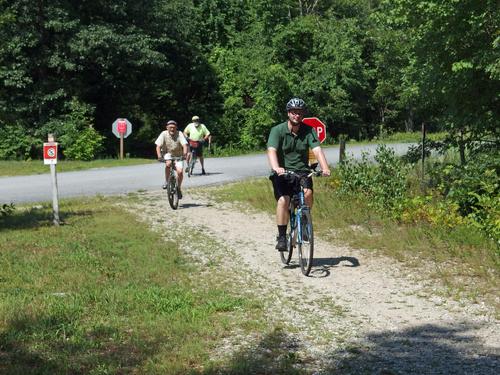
[0,207,93,231]
[195,323,498,375]
[196,327,306,375]
[0,314,159,375]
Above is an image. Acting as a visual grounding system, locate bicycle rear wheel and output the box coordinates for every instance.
[298,209,314,276]
[167,175,179,209]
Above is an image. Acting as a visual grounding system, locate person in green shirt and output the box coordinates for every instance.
[184,115,211,175]
[267,98,331,251]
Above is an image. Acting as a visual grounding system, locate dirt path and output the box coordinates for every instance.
[128,190,499,374]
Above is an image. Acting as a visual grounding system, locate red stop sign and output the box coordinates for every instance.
[303,117,326,143]
[117,119,127,134]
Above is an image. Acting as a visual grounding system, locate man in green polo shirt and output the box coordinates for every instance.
[267,98,331,251]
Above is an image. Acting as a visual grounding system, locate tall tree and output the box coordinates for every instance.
[379,0,500,163]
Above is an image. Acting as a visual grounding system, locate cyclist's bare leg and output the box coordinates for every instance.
[304,188,313,208]
[199,156,205,172]
[176,164,184,188]
[276,195,290,225]
[165,160,173,181]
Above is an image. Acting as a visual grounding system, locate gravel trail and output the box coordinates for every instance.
[127,189,499,374]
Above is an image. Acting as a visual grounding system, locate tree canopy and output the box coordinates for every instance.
[0,0,498,159]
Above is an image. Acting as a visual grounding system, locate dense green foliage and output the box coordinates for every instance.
[337,147,499,247]
[1,0,497,158]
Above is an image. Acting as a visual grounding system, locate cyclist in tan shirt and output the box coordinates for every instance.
[155,120,188,198]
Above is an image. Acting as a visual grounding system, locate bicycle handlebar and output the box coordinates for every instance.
[158,156,185,162]
[272,169,323,178]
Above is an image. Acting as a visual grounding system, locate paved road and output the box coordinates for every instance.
[0,143,411,204]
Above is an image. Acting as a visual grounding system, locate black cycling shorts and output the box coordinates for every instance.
[269,173,313,201]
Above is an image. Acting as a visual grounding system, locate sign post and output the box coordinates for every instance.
[303,117,327,167]
[112,118,132,159]
[44,134,60,226]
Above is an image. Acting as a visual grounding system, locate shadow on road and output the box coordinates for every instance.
[322,323,499,375]
[190,323,498,375]
[187,172,223,177]
[308,256,360,278]
[179,202,213,209]
[1,309,496,374]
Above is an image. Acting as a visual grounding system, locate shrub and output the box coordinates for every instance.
[399,195,465,227]
[63,127,105,161]
[338,144,410,216]
[43,98,104,160]
[1,203,15,217]
[419,152,499,244]
[0,124,36,160]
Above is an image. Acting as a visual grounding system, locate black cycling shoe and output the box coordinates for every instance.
[162,183,168,189]
[178,189,183,199]
[275,235,287,251]
[201,169,206,175]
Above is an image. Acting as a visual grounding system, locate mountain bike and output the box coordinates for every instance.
[161,155,183,209]
[279,169,322,276]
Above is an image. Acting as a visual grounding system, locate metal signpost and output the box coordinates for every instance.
[112,118,133,159]
[44,134,60,226]
[303,117,327,167]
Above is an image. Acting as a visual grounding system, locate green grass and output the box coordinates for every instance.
[0,158,153,177]
[208,177,499,314]
[0,197,254,374]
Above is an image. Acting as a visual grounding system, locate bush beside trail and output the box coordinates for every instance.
[337,145,499,248]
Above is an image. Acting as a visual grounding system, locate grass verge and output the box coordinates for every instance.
[0,158,153,177]
[0,197,260,374]
[208,177,499,315]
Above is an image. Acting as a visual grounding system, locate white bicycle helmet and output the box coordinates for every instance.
[286,98,306,111]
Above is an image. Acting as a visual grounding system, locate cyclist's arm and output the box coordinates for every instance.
[178,132,189,158]
[267,147,284,175]
[312,146,331,176]
[202,125,210,142]
[154,134,163,159]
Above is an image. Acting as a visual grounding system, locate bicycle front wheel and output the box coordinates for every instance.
[188,152,196,177]
[280,227,295,265]
[167,176,179,209]
[298,209,314,276]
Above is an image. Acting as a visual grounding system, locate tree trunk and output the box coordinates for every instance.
[458,130,466,166]
[404,107,414,132]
